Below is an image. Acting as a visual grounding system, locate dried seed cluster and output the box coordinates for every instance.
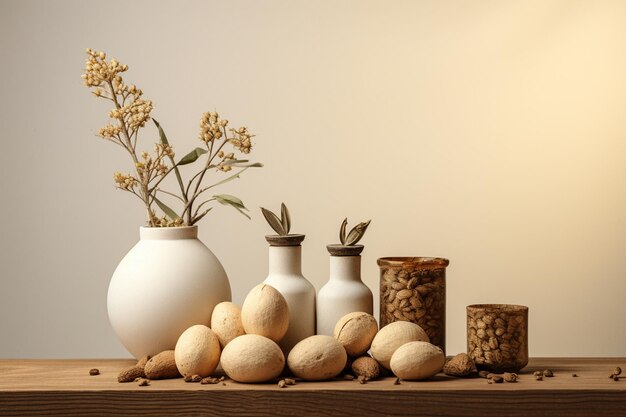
[467,306,528,372]
[380,266,445,350]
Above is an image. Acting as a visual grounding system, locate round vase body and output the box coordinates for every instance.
[107,226,231,359]
[316,255,373,336]
[263,245,316,355]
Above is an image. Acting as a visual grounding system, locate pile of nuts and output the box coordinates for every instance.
[379,260,446,351]
[467,304,528,372]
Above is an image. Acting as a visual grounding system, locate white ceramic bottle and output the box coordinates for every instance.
[317,245,373,336]
[263,234,316,355]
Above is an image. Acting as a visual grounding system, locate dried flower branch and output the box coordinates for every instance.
[339,219,371,246]
[82,48,262,226]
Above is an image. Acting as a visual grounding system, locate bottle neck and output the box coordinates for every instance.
[269,245,303,276]
[329,255,361,281]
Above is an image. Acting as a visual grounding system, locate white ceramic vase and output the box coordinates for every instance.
[263,234,316,355]
[316,245,373,336]
[107,226,231,359]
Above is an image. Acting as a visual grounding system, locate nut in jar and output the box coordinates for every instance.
[378,257,449,353]
[466,304,528,373]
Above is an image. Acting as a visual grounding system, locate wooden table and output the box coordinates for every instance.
[0,358,624,416]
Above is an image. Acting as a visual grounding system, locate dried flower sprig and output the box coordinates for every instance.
[82,48,262,226]
[339,219,371,246]
[260,203,291,236]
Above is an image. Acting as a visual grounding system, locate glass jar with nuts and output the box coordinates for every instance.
[466,304,528,373]
[378,257,449,353]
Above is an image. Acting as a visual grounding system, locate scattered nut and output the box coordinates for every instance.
[613,375,620,381]
[137,378,150,386]
[222,382,227,386]
[478,370,491,379]
[503,372,518,382]
[190,374,203,382]
[351,356,381,380]
[443,353,477,377]
[278,379,287,388]
[614,367,622,376]
[572,373,578,377]
[200,377,220,384]
[489,375,503,383]
[394,377,401,385]
[89,368,100,376]
[344,374,355,381]
[379,262,446,349]
[357,375,368,384]
[136,356,150,369]
[145,351,180,380]
[184,375,193,382]
[535,375,543,381]
[284,378,296,385]
[533,371,542,377]
[543,369,554,377]
[118,366,145,383]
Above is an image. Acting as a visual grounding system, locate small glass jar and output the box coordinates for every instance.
[378,257,449,353]
[466,304,528,373]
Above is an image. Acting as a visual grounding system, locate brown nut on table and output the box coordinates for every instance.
[443,353,476,377]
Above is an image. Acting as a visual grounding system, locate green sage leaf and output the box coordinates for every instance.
[154,197,180,221]
[214,194,251,219]
[178,147,208,166]
[214,194,246,208]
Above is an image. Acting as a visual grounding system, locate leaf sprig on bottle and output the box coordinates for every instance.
[82,48,262,226]
[260,203,291,236]
[339,219,371,246]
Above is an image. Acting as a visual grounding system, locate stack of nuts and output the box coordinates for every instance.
[379,261,446,351]
[116,284,448,385]
[467,304,528,373]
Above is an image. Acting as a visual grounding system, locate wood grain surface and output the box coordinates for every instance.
[1,358,625,416]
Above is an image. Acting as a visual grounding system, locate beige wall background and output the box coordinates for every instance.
[1,0,625,358]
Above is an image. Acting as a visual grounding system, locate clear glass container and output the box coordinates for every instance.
[378,257,449,353]
[466,304,529,373]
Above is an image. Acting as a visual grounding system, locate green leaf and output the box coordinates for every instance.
[153,118,186,198]
[221,159,264,168]
[280,203,291,235]
[204,167,249,190]
[178,147,208,166]
[192,207,213,224]
[153,118,170,145]
[214,195,251,219]
[214,194,246,208]
[261,207,286,235]
[339,218,348,245]
[154,197,180,221]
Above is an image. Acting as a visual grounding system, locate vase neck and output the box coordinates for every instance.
[268,246,302,276]
[329,255,361,281]
[140,226,198,240]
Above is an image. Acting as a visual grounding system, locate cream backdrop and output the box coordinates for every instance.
[1,0,625,358]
